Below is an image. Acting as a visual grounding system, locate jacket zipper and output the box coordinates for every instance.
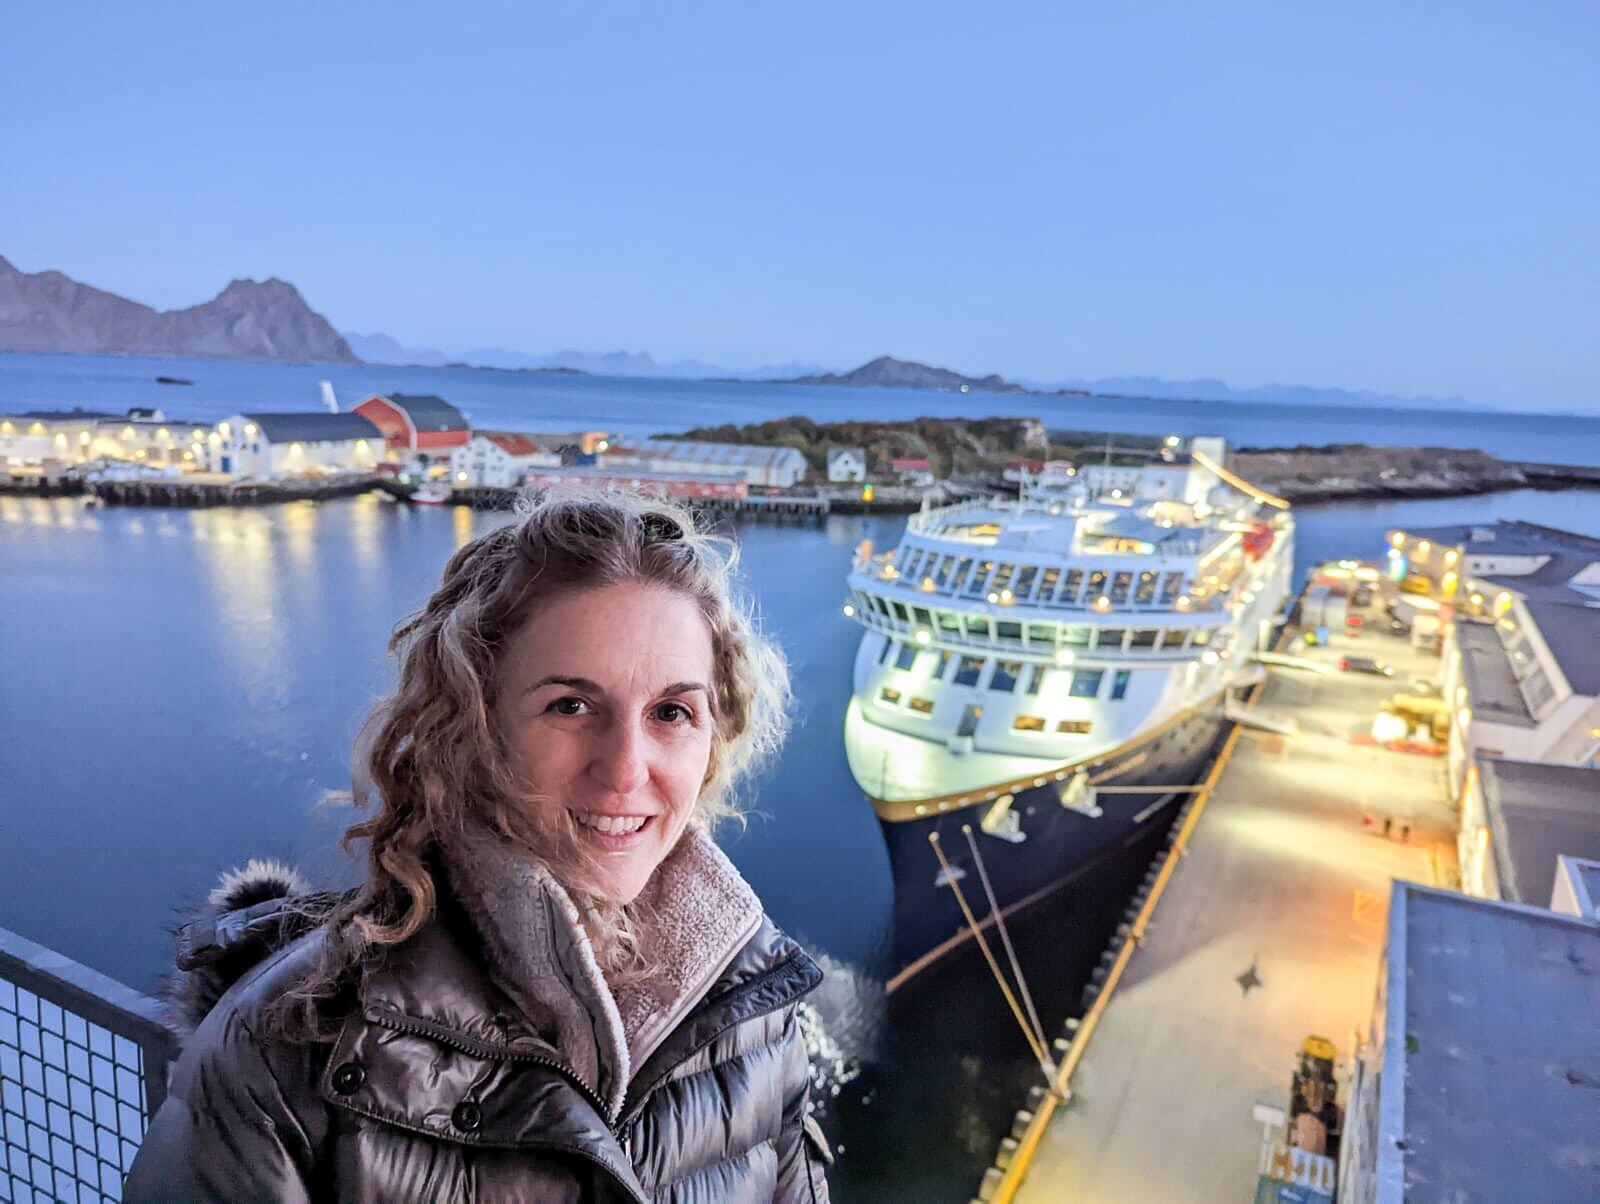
[365,1008,618,1130]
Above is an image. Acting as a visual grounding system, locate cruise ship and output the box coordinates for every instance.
[842,438,1296,983]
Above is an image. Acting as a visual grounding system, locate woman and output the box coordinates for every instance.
[127,489,833,1202]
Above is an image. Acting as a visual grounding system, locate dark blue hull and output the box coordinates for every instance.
[881,698,1230,983]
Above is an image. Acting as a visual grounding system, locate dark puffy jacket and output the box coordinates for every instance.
[125,853,831,1202]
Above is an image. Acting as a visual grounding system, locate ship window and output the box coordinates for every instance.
[937,610,962,634]
[1063,625,1092,647]
[1040,566,1061,600]
[880,687,902,704]
[877,638,898,665]
[1061,569,1085,605]
[895,642,919,671]
[934,556,958,588]
[871,594,891,617]
[1135,571,1158,605]
[1058,719,1093,734]
[932,650,953,680]
[1110,572,1133,604]
[1160,572,1183,604]
[1110,669,1132,700]
[891,601,910,623]
[1096,628,1127,651]
[1131,629,1160,649]
[1014,565,1038,598]
[1026,622,1055,646]
[1013,715,1046,732]
[992,564,1016,594]
[1025,664,1045,695]
[1069,669,1105,698]
[990,660,1023,692]
[909,696,935,714]
[912,606,934,627]
[949,557,974,590]
[954,656,986,686]
[966,616,992,640]
[964,560,996,595]
[996,620,1023,643]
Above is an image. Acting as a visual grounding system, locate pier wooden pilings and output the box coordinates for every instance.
[82,476,383,508]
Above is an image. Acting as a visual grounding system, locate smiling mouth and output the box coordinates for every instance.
[570,810,653,837]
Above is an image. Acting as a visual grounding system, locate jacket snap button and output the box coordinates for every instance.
[331,1062,364,1095]
[453,1101,483,1132]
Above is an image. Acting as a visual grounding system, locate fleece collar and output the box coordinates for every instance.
[439,822,763,1120]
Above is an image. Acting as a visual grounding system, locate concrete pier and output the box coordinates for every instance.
[997,581,1459,1202]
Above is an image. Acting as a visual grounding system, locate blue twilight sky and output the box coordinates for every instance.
[3,2,1598,411]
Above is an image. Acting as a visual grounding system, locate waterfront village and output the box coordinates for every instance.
[3,390,1598,1202]
[0,390,1045,510]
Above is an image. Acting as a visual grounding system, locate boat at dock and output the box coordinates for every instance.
[841,438,1296,983]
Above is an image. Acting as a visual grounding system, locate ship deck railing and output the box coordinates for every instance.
[0,923,177,1201]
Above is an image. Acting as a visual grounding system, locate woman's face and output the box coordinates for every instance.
[494,580,717,904]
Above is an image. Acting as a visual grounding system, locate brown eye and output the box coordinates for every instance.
[548,696,589,716]
[654,701,691,724]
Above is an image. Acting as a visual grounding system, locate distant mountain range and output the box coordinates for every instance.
[2,255,1509,412]
[0,255,355,362]
[776,354,1485,413]
[343,331,825,381]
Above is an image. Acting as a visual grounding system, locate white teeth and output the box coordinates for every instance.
[572,812,648,836]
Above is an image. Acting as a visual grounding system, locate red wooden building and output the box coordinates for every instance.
[352,394,470,456]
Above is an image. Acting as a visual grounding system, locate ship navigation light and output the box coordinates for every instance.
[841,602,856,618]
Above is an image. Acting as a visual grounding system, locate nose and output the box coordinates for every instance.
[590,715,650,796]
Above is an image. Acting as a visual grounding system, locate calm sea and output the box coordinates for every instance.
[4,352,1598,1199]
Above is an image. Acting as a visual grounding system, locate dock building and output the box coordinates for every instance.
[523,465,747,499]
[450,431,564,487]
[605,439,808,488]
[1422,527,1600,793]
[351,393,470,459]
[209,412,382,479]
[1,407,210,471]
[1340,880,1599,1203]
[827,447,867,483]
[1456,755,1600,903]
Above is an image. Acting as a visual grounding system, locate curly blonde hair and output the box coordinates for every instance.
[276,487,790,1035]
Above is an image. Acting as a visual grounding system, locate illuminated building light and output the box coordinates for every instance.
[1165,434,1180,447]
[1177,595,1192,610]
[456,471,468,483]
[987,592,1000,604]
[841,603,856,618]
[1201,650,1220,664]
[218,422,231,437]
[157,428,169,440]
[914,629,932,646]
[207,432,221,447]
[245,423,258,437]
[79,431,91,445]
[1054,648,1076,666]
[1391,532,1405,548]
[1094,595,1112,612]
[1000,589,1014,603]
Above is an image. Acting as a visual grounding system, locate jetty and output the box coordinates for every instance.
[980,571,1460,1202]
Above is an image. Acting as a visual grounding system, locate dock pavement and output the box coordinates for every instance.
[1007,588,1459,1202]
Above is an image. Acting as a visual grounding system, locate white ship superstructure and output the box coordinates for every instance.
[844,438,1295,818]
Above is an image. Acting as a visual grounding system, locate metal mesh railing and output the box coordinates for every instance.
[0,926,176,1203]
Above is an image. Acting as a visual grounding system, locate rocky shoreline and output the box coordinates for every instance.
[1231,445,1600,505]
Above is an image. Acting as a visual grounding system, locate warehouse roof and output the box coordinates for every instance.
[1454,620,1535,726]
[367,394,467,433]
[615,439,807,470]
[1521,599,1600,695]
[1381,884,1599,1202]
[1479,757,1600,904]
[239,412,383,443]
[1399,519,1600,556]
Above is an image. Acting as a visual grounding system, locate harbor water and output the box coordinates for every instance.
[4,353,1599,1198]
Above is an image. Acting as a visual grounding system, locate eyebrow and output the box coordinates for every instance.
[525,675,713,700]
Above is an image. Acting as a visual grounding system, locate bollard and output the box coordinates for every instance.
[1011,1108,1034,1139]
[1064,1016,1081,1033]
[995,1137,1019,1170]
[978,1167,1003,1201]
[1052,1036,1070,1056]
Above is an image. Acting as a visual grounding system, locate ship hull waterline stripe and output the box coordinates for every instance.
[866,686,1232,822]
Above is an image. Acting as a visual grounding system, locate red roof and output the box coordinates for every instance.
[484,431,555,456]
[892,457,933,470]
